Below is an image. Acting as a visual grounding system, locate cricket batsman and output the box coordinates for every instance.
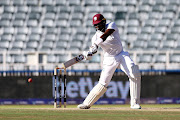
[78,14,141,109]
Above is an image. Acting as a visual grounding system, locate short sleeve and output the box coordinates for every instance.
[106,22,116,30]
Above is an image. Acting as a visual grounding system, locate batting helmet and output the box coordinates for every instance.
[92,14,106,25]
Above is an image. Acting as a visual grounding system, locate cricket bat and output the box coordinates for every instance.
[60,54,85,69]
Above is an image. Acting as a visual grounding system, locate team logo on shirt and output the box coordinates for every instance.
[94,17,97,21]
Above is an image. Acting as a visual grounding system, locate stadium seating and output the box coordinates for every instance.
[0,0,179,71]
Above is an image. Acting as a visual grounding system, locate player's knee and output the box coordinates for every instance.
[129,65,141,81]
[99,81,109,87]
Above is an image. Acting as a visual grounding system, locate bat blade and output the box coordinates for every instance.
[62,54,84,68]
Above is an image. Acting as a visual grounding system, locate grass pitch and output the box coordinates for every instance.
[0,104,180,120]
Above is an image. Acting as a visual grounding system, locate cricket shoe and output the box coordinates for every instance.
[131,104,141,109]
[77,104,90,109]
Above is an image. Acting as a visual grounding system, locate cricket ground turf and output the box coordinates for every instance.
[0,104,180,120]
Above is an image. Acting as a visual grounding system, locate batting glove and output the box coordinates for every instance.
[83,51,92,60]
[89,44,98,54]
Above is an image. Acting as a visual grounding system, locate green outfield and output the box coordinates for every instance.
[0,104,180,120]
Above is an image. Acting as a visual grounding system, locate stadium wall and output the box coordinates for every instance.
[1,74,180,99]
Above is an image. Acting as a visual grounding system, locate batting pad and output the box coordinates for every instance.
[129,65,141,105]
[83,83,107,107]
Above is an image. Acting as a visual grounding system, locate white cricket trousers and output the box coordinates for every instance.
[99,50,135,87]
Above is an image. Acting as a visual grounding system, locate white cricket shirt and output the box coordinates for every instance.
[91,22,123,57]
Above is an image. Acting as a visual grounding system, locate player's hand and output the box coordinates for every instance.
[83,51,92,60]
[89,45,98,54]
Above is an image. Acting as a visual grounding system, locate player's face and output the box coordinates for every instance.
[94,20,106,32]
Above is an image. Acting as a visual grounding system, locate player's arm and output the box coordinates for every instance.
[83,28,115,60]
[94,29,115,45]
[100,29,115,41]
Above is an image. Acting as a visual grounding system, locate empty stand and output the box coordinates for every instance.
[0,0,179,71]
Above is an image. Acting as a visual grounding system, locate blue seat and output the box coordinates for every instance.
[0,41,9,51]
[17,6,29,13]
[14,55,27,63]
[141,26,153,34]
[146,41,160,50]
[1,34,13,41]
[27,20,38,27]
[68,0,81,6]
[44,12,55,20]
[55,0,67,6]
[154,54,166,63]
[165,33,179,41]
[26,41,38,49]
[14,13,26,20]
[28,34,41,41]
[41,0,53,6]
[4,6,15,13]
[1,13,13,20]
[150,33,163,41]
[47,54,58,63]
[42,20,54,27]
[112,0,124,6]
[139,54,153,63]
[97,0,109,6]
[0,20,10,27]
[11,41,24,51]
[14,34,27,42]
[55,41,68,49]
[26,0,38,6]
[84,0,96,6]
[0,0,10,5]
[13,20,24,27]
[170,54,180,63]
